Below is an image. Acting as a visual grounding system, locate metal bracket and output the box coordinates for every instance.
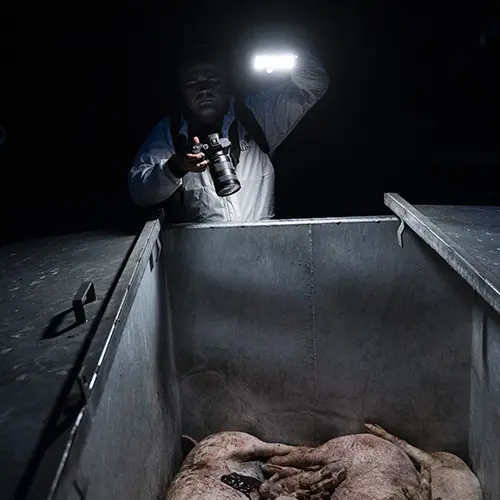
[149,237,162,270]
[155,237,162,262]
[73,281,96,324]
[397,220,406,248]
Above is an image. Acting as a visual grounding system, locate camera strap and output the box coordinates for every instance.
[165,100,270,219]
[233,97,270,156]
[170,98,270,167]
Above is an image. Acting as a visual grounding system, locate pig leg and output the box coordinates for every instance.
[267,447,330,468]
[402,487,424,500]
[260,481,291,499]
[306,466,323,471]
[418,465,432,500]
[295,490,310,499]
[234,442,297,462]
[276,463,344,492]
[310,494,331,500]
[402,464,432,500]
[262,464,328,482]
[262,464,304,480]
[261,464,346,499]
[266,468,321,484]
[364,424,432,467]
[309,469,347,494]
[297,478,343,500]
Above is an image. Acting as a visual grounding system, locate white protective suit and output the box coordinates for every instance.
[128,50,329,222]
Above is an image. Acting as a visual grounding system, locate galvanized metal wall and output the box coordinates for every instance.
[53,246,182,500]
[470,294,500,500]
[163,218,473,457]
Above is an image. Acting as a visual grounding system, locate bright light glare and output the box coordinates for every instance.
[253,53,297,72]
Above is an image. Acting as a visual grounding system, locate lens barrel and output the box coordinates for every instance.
[209,151,241,197]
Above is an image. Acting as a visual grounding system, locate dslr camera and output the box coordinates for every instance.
[191,133,241,197]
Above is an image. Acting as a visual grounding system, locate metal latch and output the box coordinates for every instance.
[397,220,406,248]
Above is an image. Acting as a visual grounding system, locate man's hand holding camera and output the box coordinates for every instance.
[167,136,209,179]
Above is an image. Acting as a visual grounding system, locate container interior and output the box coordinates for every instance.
[53,217,500,500]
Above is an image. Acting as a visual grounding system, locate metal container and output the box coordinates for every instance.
[1,194,499,500]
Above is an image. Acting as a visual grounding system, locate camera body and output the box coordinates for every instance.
[191,133,241,197]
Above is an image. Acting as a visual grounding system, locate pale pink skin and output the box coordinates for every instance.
[166,426,483,500]
[166,431,417,500]
[268,433,420,500]
[165,432,295,500]
[364,424,483,500]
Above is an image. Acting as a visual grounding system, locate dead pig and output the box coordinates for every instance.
[259,462,347,499]
[165,431,295,500]
[364,423,483,500]
[266,433,421,500]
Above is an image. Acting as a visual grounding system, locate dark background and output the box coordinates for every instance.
[1,0,499,243]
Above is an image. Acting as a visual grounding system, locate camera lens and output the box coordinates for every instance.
[210,152,241,197]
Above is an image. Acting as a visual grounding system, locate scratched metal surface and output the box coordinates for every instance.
[0,230,136,500]
[385,194,500,315]
[470,294,500,500]
[415,204,500,277]
[163,217,472,456]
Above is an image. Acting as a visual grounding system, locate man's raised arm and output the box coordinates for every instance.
[244,49,330,156]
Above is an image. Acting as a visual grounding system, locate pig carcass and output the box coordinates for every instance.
[364,423,483,500]
[165,425,483,500]
[165,432,295,500]
[166,432,349,500]
[165,431,419,500]
[265,433,420,500]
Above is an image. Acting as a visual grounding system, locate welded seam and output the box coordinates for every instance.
[308,225,320,445]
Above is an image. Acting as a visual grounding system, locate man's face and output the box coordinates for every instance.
[180,62,229,124]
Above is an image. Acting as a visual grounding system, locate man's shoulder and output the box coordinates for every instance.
[156,115,172,129]
[149,115,175,140]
